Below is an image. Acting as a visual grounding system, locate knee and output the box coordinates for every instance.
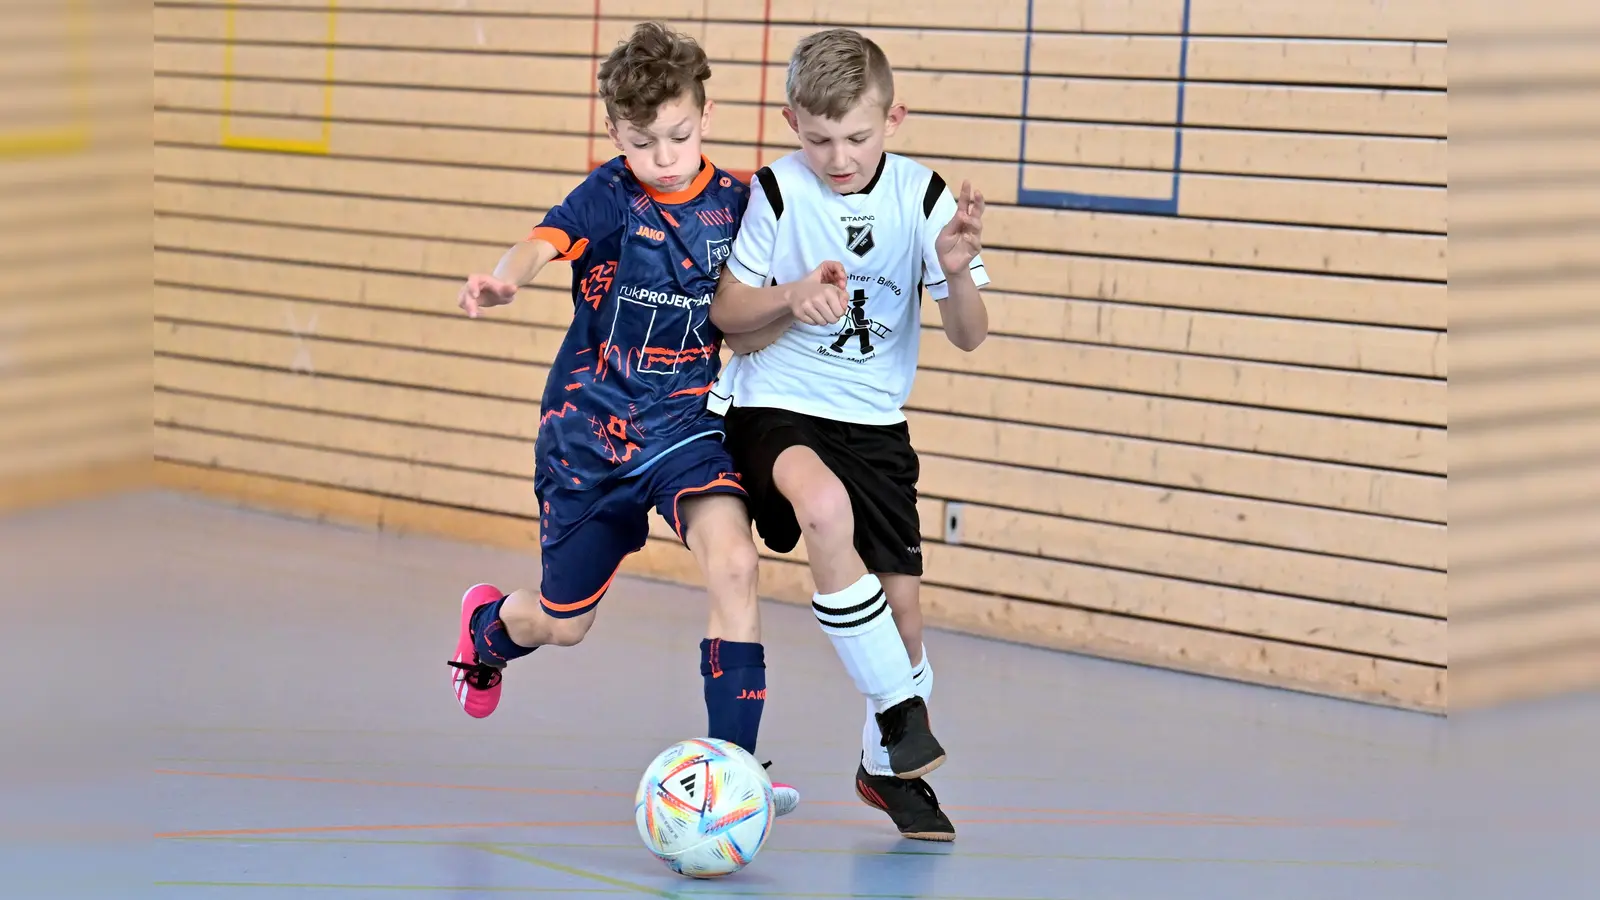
[706,538,760,642]
[545,614,594,647]
[498,589,597,648]
[790,478,853,545]
[706,535,760,598]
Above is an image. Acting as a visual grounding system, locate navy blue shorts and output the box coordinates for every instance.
[534,435,747,619]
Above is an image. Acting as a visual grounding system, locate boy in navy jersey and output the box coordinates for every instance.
[445,22,797,817]
[709,29,992,841]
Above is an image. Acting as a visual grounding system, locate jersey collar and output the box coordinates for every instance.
[843,153,888,196]
[628,155,716,204]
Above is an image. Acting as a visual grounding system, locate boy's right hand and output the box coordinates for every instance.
[785,261,851,326]
[459,274,518,318]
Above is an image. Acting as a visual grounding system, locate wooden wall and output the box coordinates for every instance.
[1,0,152,515]
[1451,2,1600,709]
[151,0,1449,711]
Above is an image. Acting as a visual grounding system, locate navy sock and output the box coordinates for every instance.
[471,597,537,666]
[700,638,766,756]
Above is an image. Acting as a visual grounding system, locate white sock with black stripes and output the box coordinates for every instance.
[812,574,916,714]
[862,645,931,777]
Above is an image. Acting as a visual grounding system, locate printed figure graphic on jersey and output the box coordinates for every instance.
[442,20,800,822]
[828,288,888,357]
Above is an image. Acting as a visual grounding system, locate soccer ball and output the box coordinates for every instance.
[634,737,775,878]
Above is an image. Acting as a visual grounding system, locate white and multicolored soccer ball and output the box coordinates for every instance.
[634,737,775,878]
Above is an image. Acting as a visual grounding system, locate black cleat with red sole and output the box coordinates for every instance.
[854,761,956,842]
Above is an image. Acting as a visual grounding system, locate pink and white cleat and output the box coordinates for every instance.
[771,781,801,818]
[760,762,801,817]
[448,583,506,718]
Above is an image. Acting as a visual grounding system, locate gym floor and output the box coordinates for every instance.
[5,490,1590,898]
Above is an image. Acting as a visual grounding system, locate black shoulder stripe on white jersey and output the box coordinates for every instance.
[753,166,784,220]
[923,172,946,218]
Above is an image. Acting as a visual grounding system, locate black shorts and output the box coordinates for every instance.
[721,405,923,577]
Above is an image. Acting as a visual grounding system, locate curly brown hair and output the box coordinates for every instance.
[597,22,712,129]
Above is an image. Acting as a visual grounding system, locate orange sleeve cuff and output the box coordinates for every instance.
[528,226,586,261]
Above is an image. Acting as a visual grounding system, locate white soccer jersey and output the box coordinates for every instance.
[708,151,990,425]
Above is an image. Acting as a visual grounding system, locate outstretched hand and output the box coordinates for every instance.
[459,274,518,318]
[935,180,985,276]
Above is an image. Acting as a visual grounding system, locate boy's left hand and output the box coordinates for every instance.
[935,180,985,276]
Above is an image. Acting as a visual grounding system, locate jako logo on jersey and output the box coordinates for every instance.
[634,224,665,241]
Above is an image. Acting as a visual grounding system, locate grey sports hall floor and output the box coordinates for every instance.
[4,490,1594,898]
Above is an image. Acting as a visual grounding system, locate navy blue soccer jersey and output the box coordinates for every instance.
[527,155,750,492]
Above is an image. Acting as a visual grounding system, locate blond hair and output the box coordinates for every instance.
[785,28,895,119]
[597,22,712,128]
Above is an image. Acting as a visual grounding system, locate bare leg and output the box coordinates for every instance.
[769,445,941,778]
[771,445,868,594]
[679,493,762,643]
[496,589,598,648]
[879,574,925,666]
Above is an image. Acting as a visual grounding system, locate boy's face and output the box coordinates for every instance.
[785,90,906,195]
[607,91,713,194]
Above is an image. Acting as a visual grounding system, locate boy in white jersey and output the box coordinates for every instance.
[707,28,990,842]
